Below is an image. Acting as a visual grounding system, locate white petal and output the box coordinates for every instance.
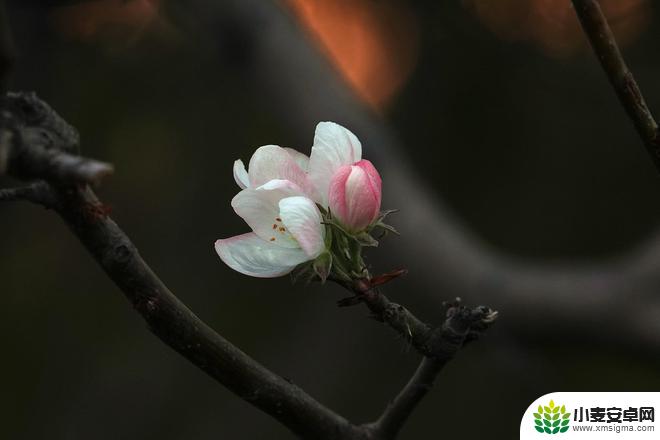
[284,147,310,172]
[247,145,316,198]
[309,122,362,206]
[231,179,303,248]
[233,159,249,189]
[278,196,325,258]
[215,233,309,278]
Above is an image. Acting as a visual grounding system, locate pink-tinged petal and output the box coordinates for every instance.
[327,164,352,225]
[233,159,249,189]
[247,145,317,199]
[309,122,362,206]
[284,147,310,172]
[278,196,325,258]
[344,167,379,231]
[355,159,382,210]
[231,180,304,248]
[329,160,382,232]
[215,233,309,278]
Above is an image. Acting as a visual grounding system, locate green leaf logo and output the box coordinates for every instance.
[533,400,570,435]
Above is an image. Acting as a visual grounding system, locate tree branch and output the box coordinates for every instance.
[368,358,442,440]
[52,184,363,440]
[363,301,496,439]
[336,279,497,360]
[0,92,113,185]
[571,0,660,170]
[0,92,365,439]
[1,89,496,439]
[333,273,496,437]
[0,181,54,206]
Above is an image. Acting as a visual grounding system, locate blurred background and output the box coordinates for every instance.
[1,0,659,438]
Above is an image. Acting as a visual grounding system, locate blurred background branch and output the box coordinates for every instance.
[160,0,660,351]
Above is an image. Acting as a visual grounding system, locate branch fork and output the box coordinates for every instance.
[0,91,496,439]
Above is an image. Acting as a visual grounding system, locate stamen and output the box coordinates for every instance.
[279,227,286,232]
[272,224,277,229]
[275,217,282,222]
[270,237,276,241]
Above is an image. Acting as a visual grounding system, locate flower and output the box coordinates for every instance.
[233,122,376,210]
[328,159,382,232]
[232,144,318,200]
[308,121,364,207]
[215,180,326,277]
[216,121,386,279]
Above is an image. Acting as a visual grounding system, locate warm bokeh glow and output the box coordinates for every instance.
[465,0,650,57]
[286,0,419,111]
[51,0,161,46]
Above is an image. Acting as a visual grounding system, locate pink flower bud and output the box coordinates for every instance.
[328,159,382,232]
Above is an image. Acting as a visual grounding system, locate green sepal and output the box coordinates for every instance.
[355,232,379,247]
[312,252,333,283]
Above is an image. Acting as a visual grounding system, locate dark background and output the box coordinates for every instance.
[1,0,659,439]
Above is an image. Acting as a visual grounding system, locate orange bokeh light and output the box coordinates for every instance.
[465,0,650,57]
[286,0,419,111]
[51,0,161,46]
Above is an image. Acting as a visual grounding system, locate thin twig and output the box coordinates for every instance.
[335,278,496,437]
[336,278,497,360]
[367,358,444,440]
[572,0,660,170]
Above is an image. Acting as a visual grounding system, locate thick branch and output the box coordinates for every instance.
[51,184,362,440]
[572,0,660,170]
[1,91,364,440]
[1,91,497,439]
[0,92,113,185]
[0,181,54,206]
[12,147,114,185]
